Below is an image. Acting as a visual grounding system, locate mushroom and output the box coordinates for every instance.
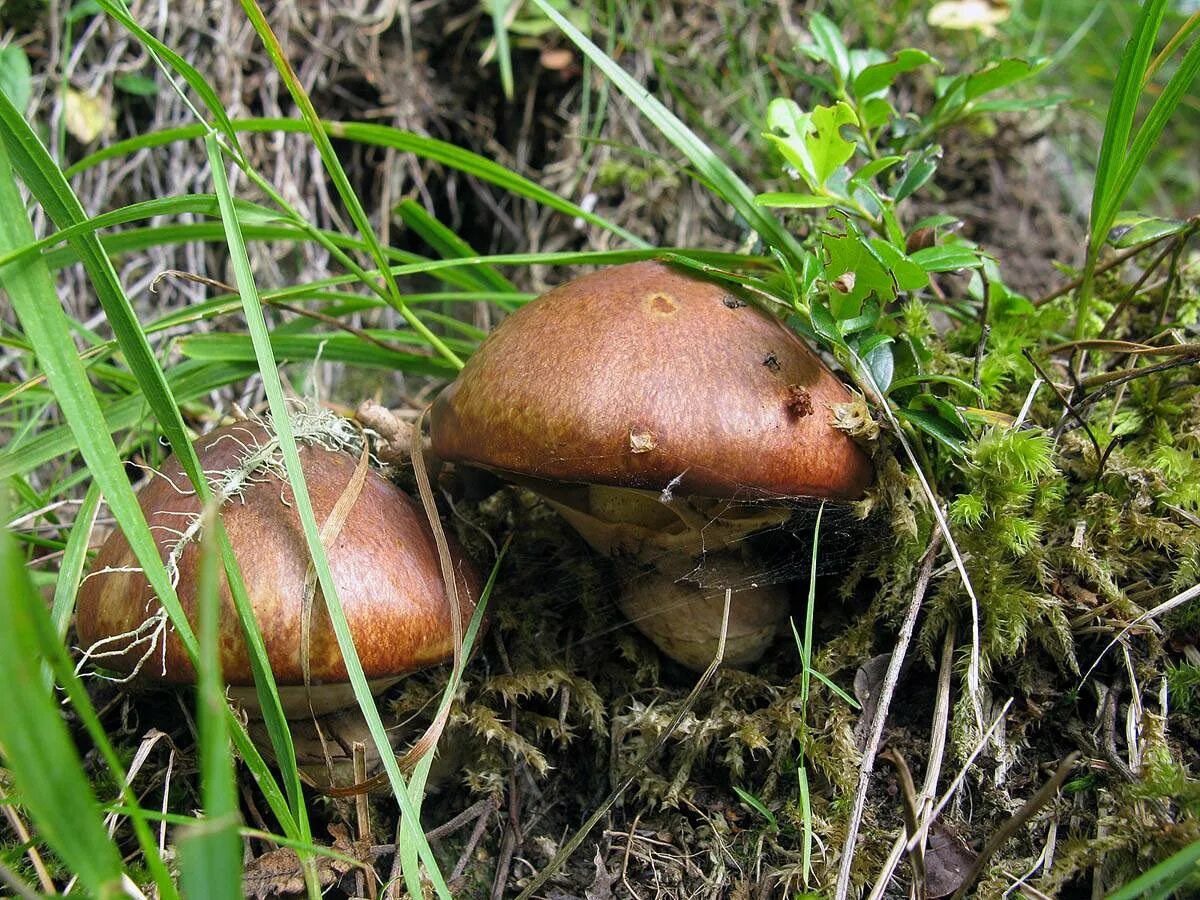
[77,421,481,720]
[430,260,871,669]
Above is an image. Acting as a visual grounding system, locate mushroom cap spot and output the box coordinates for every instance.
[647,292,678,315]
[431,261,873,500]
[76,423,481,687]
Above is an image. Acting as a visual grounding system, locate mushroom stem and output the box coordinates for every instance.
[617,565,789,670]
[532,482,793,670]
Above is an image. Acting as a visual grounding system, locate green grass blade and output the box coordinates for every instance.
[65,118,649,247]
[1089,0,1167,254]
[0,509,127,897]
[1099,34,1200,237]
[2,507,180,899]
[527,0,806,265]
[1106,837,1200,900]
[177,507,243,900]
[490,0,515,100]
[204,133,451,898]
[0,131,305,848]
[178,332,464,374]
[94,0,243,157]
[44,482,101,689]
[395,198,519,297]
[0,362,254,481]
[237,0,463,369]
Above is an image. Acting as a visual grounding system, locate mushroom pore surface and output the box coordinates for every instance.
[76,423,480,698]
[430,260,872,500]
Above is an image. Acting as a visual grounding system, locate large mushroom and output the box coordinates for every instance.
[77,420,481,719]
[430,260,871,670]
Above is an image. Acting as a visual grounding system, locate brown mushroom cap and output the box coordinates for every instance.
[77,423,480,695]
[431,261,872,500]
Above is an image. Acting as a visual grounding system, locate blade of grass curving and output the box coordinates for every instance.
[395,199,518,297]
[238,0,464,369]
[0,94,313,851]
[7,522,181,900]
[0,194,264,269]
[94,0,243,158]
[1099,36,1200,237]
[0,512,128,897]
[0,362,253,480]
[1106,837,1200,900]
[204,133,451,898]
[527,0,805,265]
[178,332,464,374]
[0,137,309,861]
[1089,0,1167,257]
[43,482,102,689]
[177,505,243,900]
[490,0,515,100]
[66,118,649,247]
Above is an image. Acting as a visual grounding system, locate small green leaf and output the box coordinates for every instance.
[765,100,856,192]
[861,96,895,129]
[1107,213,1189,249]
[892,145,941,201]
[114,72,160,96]
[806,12,851,84]
[822,231,896,314]
[732,786,778,831]
[910,213,960,231]
[858,336,895,392]
[853,48,936,98]
[755,191,832,209]
[962,57,1048,103]
[910,243,982,272]
[807,103,858,189]
[870,238,929,291]
[850,155,904,187]
[888,373,986,400]
[0,45,32,114]
[896,406,968,455]
[810,300,841,345]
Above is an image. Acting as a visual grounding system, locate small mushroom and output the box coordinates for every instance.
[77,422,481,720]
[431,261,871,670]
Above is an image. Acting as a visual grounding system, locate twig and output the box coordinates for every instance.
[879,749,924,897]
[451,799,499,881]
[513,589,733,900]
[905,699,1014,857]
[490,765,522,900]
[833,532,943,900]
[0,806,54,893]
[1079,581,1200,689]
[867,626,957,900]
[1032,230,1184,307]
[1022,349,1108,474]
[949,753,1080,900]
[1099,238,1181,334]
[425,798,498,844]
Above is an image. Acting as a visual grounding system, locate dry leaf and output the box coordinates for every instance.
[927,1,1011,37]
[242,824,370,899]
[925,824,977,898]
[64,89,115,144]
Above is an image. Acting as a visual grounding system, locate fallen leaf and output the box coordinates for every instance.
[924,824,977,898]
[64,88,114,144]
[927,1,1011,38]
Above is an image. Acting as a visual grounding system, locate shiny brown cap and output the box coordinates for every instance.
[76,423,481,687]
[431,261,872,500]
